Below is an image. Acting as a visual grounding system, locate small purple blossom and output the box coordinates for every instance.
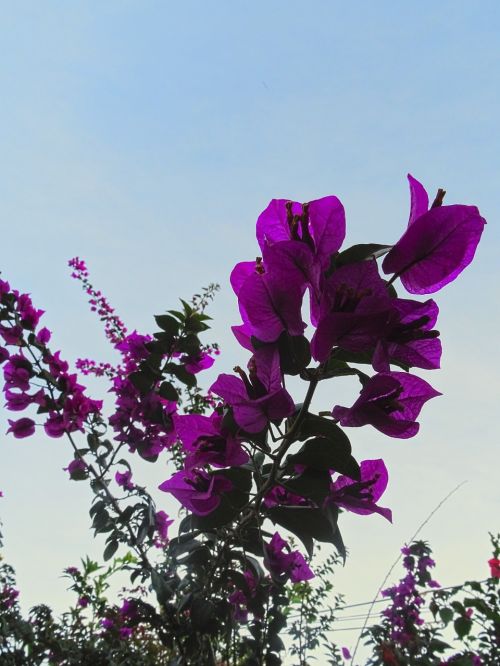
[332,371,440,439]
[64,458,88,480]
[341,647,351,660]
[115,469,135,491]
[233,259,306,344]
[210,347,294,433]
[183,351,215,374]
[264,532,314,583]
[158,468,233,516]
[174,410,249,468]
[373,297,441,372]
[154,510,174,546]
[36,327,52,345]
[3,354,34,391]
[328,459,392,522]
[101,617,114,630]
[256,196,346,274]
[7,417,36,439]
[0,585,19,610]
[311,260,391,362]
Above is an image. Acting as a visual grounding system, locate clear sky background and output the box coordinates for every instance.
[1,1,499,659]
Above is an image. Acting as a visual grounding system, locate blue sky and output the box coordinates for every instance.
[1,1,499,657]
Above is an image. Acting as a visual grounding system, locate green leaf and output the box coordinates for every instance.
[278,334,311,375]
[164,363,197,388]
[283,469,331,506]
[190,598,216,633]
[297,414,347,442]
[92,508,111,533]
[176,333,201,356]
[159,381,179,401]
[267,507,339,558]
[154,314,180,336]
[288,435,360,479]
[151,570,173,605]
[185,314,210,333]
[103,539,119,561]
[331,243,392,269]
[454,616,472,639]
[129,370,154,393]
[439,607,454,625]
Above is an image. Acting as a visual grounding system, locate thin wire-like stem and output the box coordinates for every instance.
[350,480,468,665]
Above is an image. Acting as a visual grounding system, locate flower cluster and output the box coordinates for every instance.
[0,174,487,665]
[159,174,485,593]
[380,541,440,647]
[0,281,103,443]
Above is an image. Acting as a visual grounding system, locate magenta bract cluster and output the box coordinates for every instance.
[159,174,485,587]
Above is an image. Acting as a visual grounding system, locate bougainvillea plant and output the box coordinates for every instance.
[0,174,487,664]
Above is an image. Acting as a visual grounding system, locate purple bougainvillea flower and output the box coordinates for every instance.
[44,413,66,438]
[16,293,44,330]
[4,390,34,411]
[328,459,392,522]
[382,174,486,294]
[332,371,440,438]
[3,355,34,391]
[184,351,215,374]
[0,346,9,364]
[263,239,320,296]
[101,617,114,630]
[174,411,249,469]
[155,510,174,542]
[263,485,310,509]
[0,324,23,346]
[233,260,306,343]
[256,196,346,273]
[263,532,314,583]
[341,647,352,660]
[64,458,88,479]
[158,468,233,516]
[373,297,442,372]
[231,322,254,352]
[36,327,52,345]
[7,417,36,439]
[115,469,135,491]
[115,330,151,361]
[210,347,294,432]
[311,260,391,362]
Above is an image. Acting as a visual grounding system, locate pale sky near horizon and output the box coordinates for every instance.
[1,1,499,660]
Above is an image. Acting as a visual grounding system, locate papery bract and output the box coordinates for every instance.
[115,469,135,491]
[332,371,440,438]
[158,468,233,516]
[210,347,294,432]
[3,355,34,392]
[373,297,441,372]
[328,459,392,521]
[311,260,391,362]
[7,417,36,439]
[256,196,346,273]
[64,458,88,479]
[174,411,249,469]
[263,532,314,583]
[382,174,486,294]
[155,510,174,542]
[235,262,306,343]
